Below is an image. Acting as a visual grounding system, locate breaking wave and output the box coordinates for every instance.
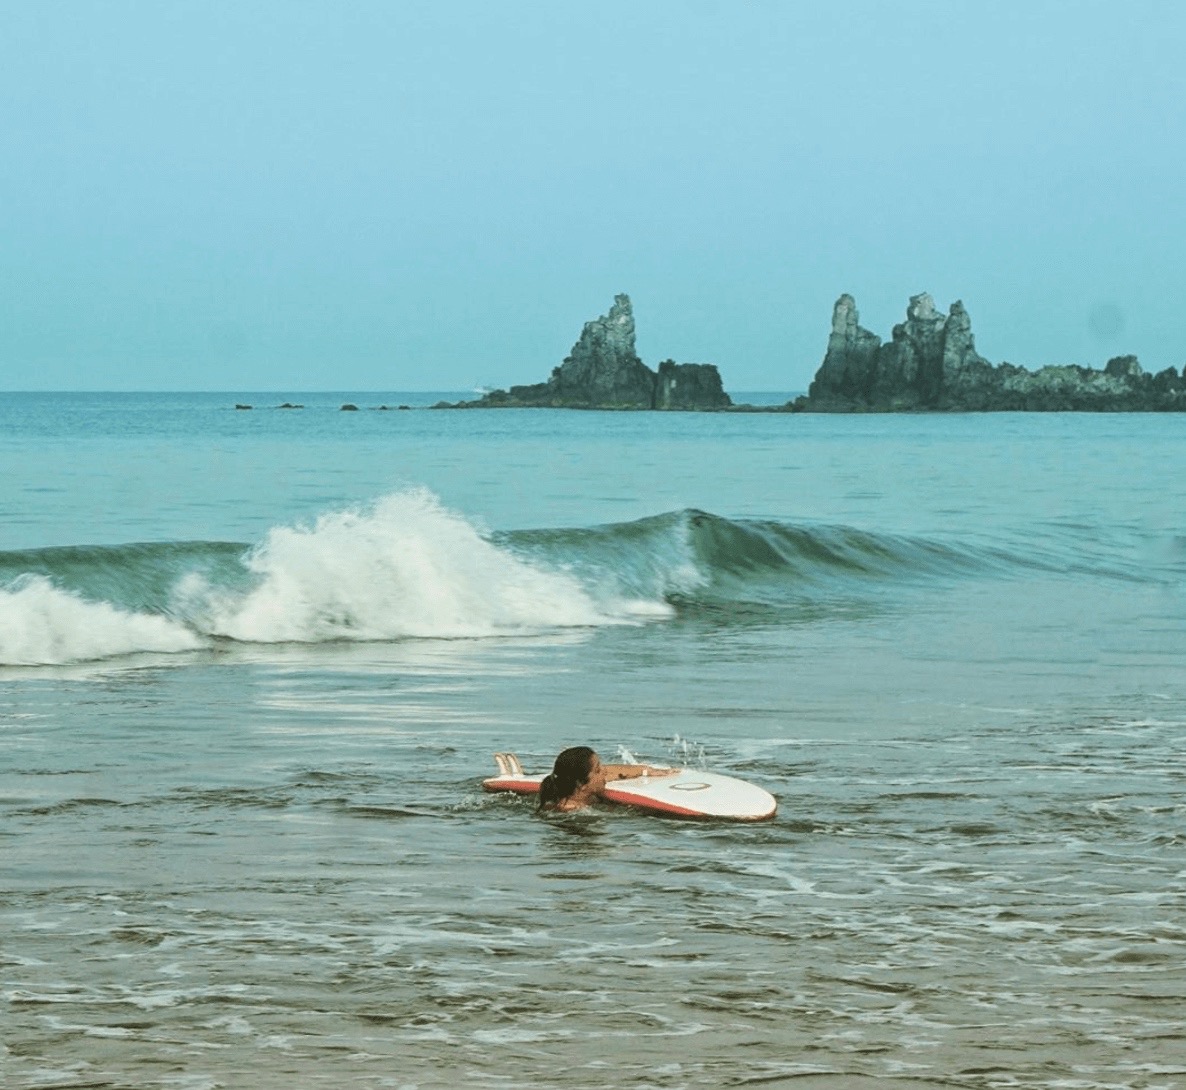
[0,487,1151,667]
[0,491,669,666]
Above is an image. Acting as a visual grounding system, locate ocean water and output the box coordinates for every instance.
[1,392,1183,1090]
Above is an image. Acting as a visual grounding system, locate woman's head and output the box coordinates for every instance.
[538,746,600,810]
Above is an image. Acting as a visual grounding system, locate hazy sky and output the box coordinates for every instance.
[2,1,1183,392]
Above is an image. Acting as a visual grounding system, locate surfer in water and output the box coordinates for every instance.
[537,746,676,812]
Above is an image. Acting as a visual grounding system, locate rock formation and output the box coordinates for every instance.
[655,360,730,409]
[446,294,731,410]
[799,294,1185,412]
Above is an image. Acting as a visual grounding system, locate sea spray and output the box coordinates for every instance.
[2,487,1109,668]
[0,490,682,666]
[0,575,201,666]
[189,489,665,643]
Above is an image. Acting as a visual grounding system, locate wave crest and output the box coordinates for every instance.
[194,490,645,642]
[0,575,201,666]
[0,490,675,665]
[3,489,1100,668]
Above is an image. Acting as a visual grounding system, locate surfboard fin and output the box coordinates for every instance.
[493,752,525,776]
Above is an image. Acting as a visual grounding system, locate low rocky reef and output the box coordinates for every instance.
[439,294,731,411]
[376,290,1184,414]
[796,294,1186,412]
[233,401,410,410]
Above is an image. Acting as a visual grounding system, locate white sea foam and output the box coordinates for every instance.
[194,489,663,643]
[1,490,676,666]
[0,575,202,666]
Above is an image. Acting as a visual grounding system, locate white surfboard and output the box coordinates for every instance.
[482,754,777,821]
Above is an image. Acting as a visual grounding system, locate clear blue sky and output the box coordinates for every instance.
[2,0,1183,392]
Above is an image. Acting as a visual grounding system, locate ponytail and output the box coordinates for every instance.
[536,746,596,811]
[537,773,561,810]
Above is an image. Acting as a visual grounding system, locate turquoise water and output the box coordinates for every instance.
[2,394,1184,1089]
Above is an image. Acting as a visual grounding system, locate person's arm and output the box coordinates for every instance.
[601,763,678,781]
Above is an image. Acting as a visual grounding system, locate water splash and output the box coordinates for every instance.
[0,575,201,666]
[191,489,638,643]
[0,487,1160,668]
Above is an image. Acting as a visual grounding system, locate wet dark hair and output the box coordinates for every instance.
[538,746,596,810]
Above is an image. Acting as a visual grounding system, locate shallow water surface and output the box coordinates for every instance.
[2,396,1184,1088]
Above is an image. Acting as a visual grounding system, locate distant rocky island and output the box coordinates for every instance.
[439,294,731,410]
[797,293,1185,412]
[436,291,1183,413]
